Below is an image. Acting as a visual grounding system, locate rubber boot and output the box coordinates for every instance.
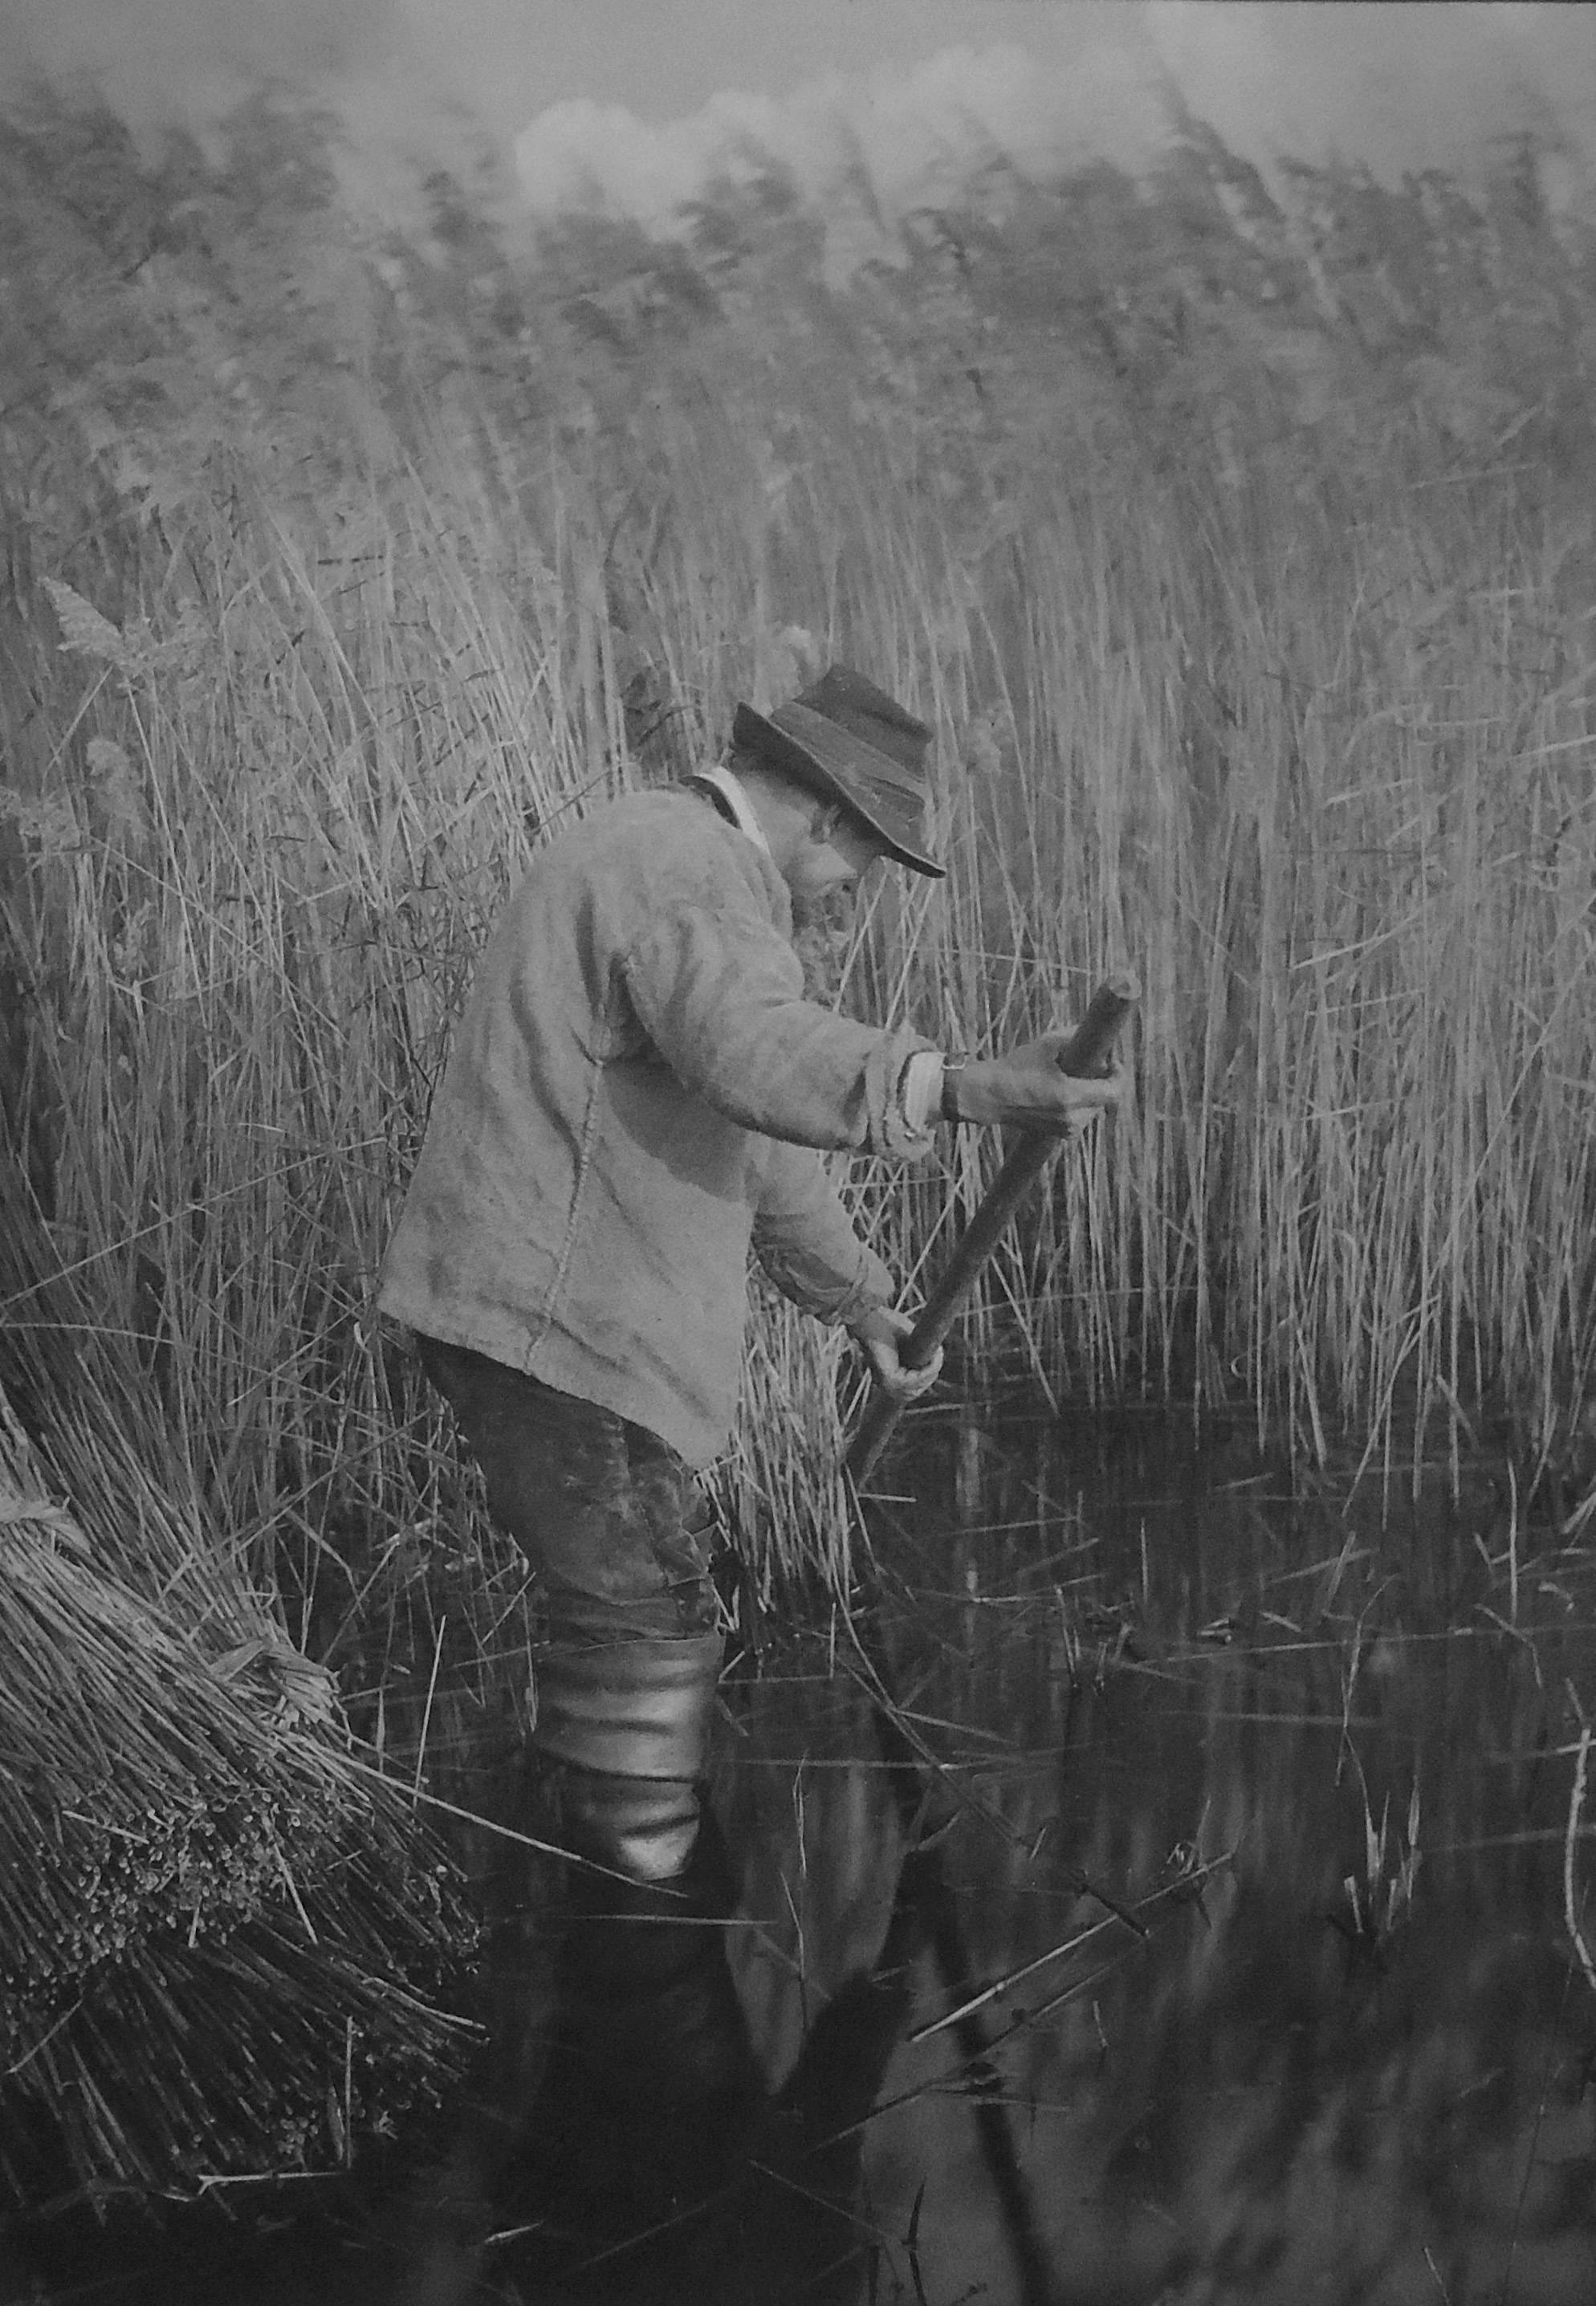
[531,1629,724,1882]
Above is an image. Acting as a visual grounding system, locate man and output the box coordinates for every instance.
[377,666,1119,1888]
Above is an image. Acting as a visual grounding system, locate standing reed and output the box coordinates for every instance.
[1,102,1591,1652]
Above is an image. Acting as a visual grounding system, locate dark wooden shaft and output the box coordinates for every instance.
[846,970,1138,1488]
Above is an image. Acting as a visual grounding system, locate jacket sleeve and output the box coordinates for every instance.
[619,849,937,1159]
[749,1139,895,1327]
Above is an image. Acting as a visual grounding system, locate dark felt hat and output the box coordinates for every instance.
[732,665,943,878]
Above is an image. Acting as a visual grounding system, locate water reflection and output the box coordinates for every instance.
[398,1730,939,2304]
[396,1404,1596,2305]
[11,1407,1596,2304]
[802,1404,1596,2305]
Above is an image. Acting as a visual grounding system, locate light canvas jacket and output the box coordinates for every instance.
[376,784,938,1466]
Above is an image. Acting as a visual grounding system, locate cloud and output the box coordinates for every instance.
[515,39,1165,244]
[2,0,1591,242]
[513,5,1596,251]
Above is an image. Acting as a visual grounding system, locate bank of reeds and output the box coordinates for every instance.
[2,105,1594,1660]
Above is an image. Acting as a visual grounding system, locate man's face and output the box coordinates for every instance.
[784,802,891,915]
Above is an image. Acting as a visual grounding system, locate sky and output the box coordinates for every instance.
[2,1,1594,233]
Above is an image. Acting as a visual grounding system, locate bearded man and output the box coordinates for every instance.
[377,666,1119,1888]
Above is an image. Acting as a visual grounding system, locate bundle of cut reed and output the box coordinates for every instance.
[0,1389,478,2206]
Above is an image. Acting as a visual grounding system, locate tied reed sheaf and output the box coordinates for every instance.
[1,103,1595,2193]
[0,1379,478,2202]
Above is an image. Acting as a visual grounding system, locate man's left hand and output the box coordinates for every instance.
[849,1306,943,1402]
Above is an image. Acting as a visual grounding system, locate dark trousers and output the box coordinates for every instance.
[415,1335,723,1643]
[415,1336,725,1881]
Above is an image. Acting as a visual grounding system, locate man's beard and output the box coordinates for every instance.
[789,889,856,1006]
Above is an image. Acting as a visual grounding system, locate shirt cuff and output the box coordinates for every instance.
[899,1050,946,1137]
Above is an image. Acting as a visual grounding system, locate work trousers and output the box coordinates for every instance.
[416,1335,723,1640]
[415,1335,725,1881]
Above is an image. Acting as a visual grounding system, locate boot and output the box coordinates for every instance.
[531,1630,723,1882]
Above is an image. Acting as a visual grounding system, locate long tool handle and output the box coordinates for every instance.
[846,970,1139,1489]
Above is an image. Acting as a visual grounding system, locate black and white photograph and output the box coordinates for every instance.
[3,5,1596,2300]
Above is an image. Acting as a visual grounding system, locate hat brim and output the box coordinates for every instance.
[734,701,945,879]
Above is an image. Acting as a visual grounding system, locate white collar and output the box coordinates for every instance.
[690,762,772,860]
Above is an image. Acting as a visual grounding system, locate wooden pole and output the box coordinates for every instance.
[846,970,1139,1489]
[833,972,1139,2294]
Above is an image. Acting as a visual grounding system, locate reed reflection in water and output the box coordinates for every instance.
[399,1405,1596,2304]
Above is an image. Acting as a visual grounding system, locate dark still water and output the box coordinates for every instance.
[12,1406,1596,2304]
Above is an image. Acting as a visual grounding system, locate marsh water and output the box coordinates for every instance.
[12,1401,1596,2305]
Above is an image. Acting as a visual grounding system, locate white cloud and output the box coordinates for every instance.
[516,93,788,225]
[515,39,1166,240]
[513,6,1596,250]
[3,0,1590,246]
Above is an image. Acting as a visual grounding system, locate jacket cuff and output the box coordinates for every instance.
[828,1239,896,1330]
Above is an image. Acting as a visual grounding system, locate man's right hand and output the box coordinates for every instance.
[946,1032,1126,1135]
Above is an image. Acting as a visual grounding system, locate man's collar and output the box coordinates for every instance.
[686,763,773,860]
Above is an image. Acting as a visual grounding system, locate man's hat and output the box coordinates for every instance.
[733,665,944,878]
